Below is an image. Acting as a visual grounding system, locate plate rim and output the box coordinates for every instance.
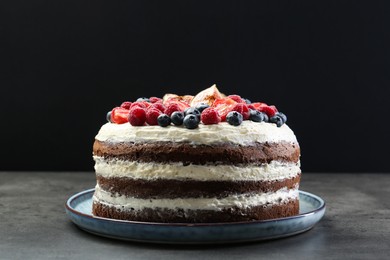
[65,188,326,227]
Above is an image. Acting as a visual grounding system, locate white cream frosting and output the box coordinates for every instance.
[94,157,301,182]
[95,121,297,145]
[93,185,299,211]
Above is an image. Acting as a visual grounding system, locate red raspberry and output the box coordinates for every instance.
[248,104,256,110]
[149,97,162,103]
[120,101,132,110]
[228,95,245,103]
[201,107,221,125]
[149,103,165,113]
[128,107,146,126]
[146,108,162,125]
[111,107,130,124]
[258,105,278,117]
[231,103,250,120]
[164,103,182,116]
[130,101,151,109]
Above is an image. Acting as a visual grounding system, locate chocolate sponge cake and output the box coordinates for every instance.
[92,86,301,223]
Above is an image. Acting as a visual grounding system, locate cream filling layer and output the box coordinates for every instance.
[93,185,299,211]
[94,157,301,182]
[95,121,298,145]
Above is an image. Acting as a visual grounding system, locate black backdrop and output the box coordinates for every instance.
[1,1,389,172]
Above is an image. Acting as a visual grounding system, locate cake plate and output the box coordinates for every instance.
[65,189,325,244]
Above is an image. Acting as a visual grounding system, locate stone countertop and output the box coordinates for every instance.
[0,172,389,260]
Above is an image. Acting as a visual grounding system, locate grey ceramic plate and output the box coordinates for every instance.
[65,189,325,244]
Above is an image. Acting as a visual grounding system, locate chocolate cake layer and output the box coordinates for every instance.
[93,141,300,165]
[92,199,299,223]
[96,174,301,199]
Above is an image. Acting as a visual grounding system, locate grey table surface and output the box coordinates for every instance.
[0,172,389,260]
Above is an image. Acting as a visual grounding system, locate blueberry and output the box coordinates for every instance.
[226,111,243,126]
[184,107,201,118]
[171,111,184,126]
[136,97,150,102]
[243,98,251,104]
[183,114,199,129]
[262,113,269,122]
[270,115,284,127]
[106,111,112,123]
[249,109,264,122]
[157,114,171,127]
[276,112,287,123]
[195,103,210,113]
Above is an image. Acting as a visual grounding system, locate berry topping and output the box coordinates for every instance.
[226,111,243,126]
[157,114,171,127]
[164,103,182,116]
[243,98,251,104]
[201,107,221,125]
[270,115,284,127]
[120,101,132,110]
[149,103,165,113]
[106,111,112,123]
[195,103,210,113]
[276,112,287,123]
[213,97,237,121]
[171,111,185,126]
[128,107,146,126]
[263,113,269,122]
[130,101,149,109]
[249,109,265,122]
[231,103,250,120]
[149,97,162,103]
[183,114,200,129]
[146,108,161,125]
[136,97,150,102]
[227,95,245,103]
[257,104,278,117]
[184,107,201,118]
[111,107,130,124]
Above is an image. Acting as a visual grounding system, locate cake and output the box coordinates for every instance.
[92,85,301,223]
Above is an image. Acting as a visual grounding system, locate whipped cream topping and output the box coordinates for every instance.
[94,157,301,181]
[95,121,297,145]
[93,185,299,211]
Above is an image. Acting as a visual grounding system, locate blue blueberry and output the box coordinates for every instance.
[249,109,264,122]
[184,107,201,118]
[183,114,199,129]
[262,113,269,122]
[226,111,243,126]
[270,115,284,127]
[195,103,210,113]
[171,111,184,126]
[276,112,287,123]
[157,114,171,127]
[106,111,112,123]
[243,98,251,104]
[136,97,150,102]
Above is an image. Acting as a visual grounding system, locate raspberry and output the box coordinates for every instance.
[231,103,250,120]
[258,105,278,117]
[128,107,146,126]
[149,103,165,113]
[164,103,182,116]
[201,107,221,125]
[146,108,162,125]
[120,101,132,110]
[228,95,245,103]
[111,107,130,124]
[149,97,162,103]
[130,101,151,110]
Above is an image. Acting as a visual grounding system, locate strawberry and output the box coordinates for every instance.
[227,95,245,103]
[149,103,165,113]
[146,108,162,125]
[201,107,221,125]
[231,103,250,120]
[212,97,237,121]
[149,97,162,103]
[128,107,146,126]
[257,104,278,117]
[164,103,182,116]
[250,102,268,110]
[111,107,130,124]
[120,101,132,110]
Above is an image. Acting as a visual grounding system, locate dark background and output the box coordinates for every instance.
[1,1,389,172]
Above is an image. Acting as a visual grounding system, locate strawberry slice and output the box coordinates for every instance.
[212,97,237,121]
[111,107,130,124]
